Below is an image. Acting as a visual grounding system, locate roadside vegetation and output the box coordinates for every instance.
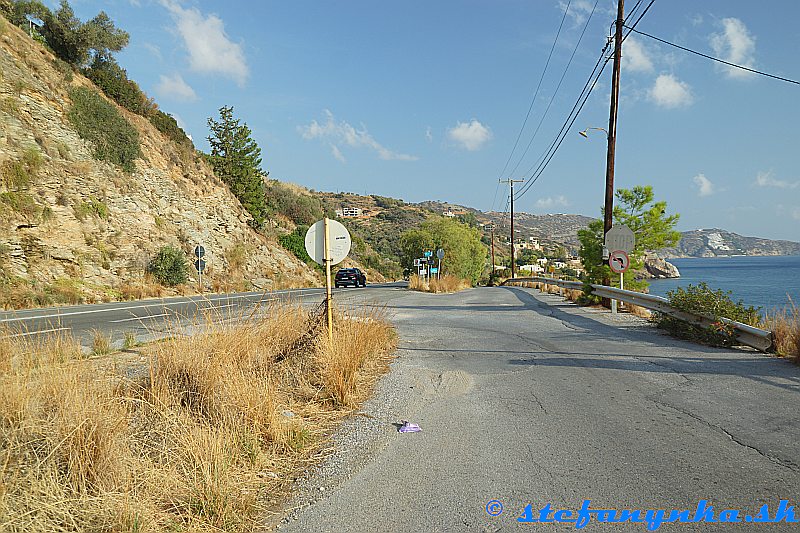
[766,299,800,362]
[400,217,487,285]
[0,302,396,532]
[408,274,471,294]
[578,185,680,300]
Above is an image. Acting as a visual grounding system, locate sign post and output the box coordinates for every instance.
[324,218,333,342]
[608,249,631,314]
[305,218,352,343]
[605,225,635,314]
[436,249,444,280]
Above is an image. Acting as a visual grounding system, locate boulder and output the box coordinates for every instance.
[643,257,680,279]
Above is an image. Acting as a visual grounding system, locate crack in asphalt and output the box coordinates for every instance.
[652,399,799,473]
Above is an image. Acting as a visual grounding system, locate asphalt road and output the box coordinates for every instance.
[0,283,402,347]
[279,285,800,532]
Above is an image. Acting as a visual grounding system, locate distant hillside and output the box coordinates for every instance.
[483,211,596,251]
[659,229,800,258]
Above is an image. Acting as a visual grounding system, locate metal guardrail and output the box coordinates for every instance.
[503,276,774,352]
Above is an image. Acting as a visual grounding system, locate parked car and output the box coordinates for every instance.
[335,268,366,288]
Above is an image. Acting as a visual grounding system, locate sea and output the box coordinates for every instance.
[648,255,800,316]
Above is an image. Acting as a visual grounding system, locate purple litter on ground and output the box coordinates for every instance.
[398,421,421,433]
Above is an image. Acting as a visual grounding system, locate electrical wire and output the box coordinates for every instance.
[503,0,600,180]
[513,43,611,200]
[625,26,800,86]
[514,0,657,201]
[495,1,572,182]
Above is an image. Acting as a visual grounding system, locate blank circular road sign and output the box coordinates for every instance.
[305,219,352,266]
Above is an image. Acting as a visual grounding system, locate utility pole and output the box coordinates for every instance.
[490,225,496,278]
[500,179,524,279]
[602,0,625,293]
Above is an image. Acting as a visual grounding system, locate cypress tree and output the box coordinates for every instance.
[207,106,267,228]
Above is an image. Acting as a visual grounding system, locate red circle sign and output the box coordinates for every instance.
[609,250,630,273]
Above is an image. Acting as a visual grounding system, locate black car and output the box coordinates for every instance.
[335,268,366,288]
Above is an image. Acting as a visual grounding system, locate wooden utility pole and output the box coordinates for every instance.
[500,179,524,279]
[490,225,496,278]
[602,0,625,294]
[323,217,333,342]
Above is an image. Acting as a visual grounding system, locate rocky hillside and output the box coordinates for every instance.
[658,229,800,258]
[483,211,595,250]
[0,18,318,306]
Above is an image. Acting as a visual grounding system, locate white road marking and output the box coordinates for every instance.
[2,327,70,339]
[110,313,170,323]
[0,288,326,324]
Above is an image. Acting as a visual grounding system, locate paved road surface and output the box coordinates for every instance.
[279,285,800,532]
[0,283,401,347]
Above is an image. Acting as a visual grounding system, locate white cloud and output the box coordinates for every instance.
[425,127,433,142]
[793,208,800,221]
[690,14,704,26]
[330,144,346,163]
[693,173,715,197]
[155,73,197,101]
[535,196,570,209]
[648,74,693,108]
[143,43,162,60]
[300,110,417,162]
[447,119,492,151]
[710,17,756,79]
[622,37,653,73]
[558,0,595,26]
[754,171,799,189]
[161,1,248,86]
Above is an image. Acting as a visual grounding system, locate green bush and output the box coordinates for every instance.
[1,147,43,190]
[148,245,188,286]
[148,109,193,148]
[0,191,42,220]
[73,197,108,221]
[655,282,762,347]
[278,227,313,265]
[82,57,154,116]
[265,181,327,226]
[67,86,140,172]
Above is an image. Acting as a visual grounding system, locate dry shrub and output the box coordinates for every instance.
[317,308,396,407]
[408,274,428,291]
[626,303,653,319]
[767,298,800,361]
[409,274,469,294]
[0,302,396,532]
[118,277,164,300]
[565,289,583,302]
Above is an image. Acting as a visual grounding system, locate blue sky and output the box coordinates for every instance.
[64,1,800,241]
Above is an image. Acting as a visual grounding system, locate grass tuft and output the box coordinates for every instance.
[766,297,800,362]
[408,274,470,294]
[0,302,395,531]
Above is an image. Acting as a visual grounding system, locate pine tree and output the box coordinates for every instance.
[207,106,267,228]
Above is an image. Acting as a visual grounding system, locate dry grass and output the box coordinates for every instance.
[408,274,470,294]
[766,298,800,361]
[0,302,396,532]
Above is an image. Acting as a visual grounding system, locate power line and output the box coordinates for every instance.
[514,0,657,201]
[503,0,600,180]
[625,26,800,86]
[513,42,611,200]
[496,1,572,181]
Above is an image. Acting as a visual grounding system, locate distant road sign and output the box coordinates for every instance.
[413,259,421,267]
[605,225,635,254]
[304,219,351,266]
[194,259,206,272]
[424,251,433,258]
[430,267,439,274]
[194,245,205,258]
[609,250,630,273]
[436,249,444,260]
